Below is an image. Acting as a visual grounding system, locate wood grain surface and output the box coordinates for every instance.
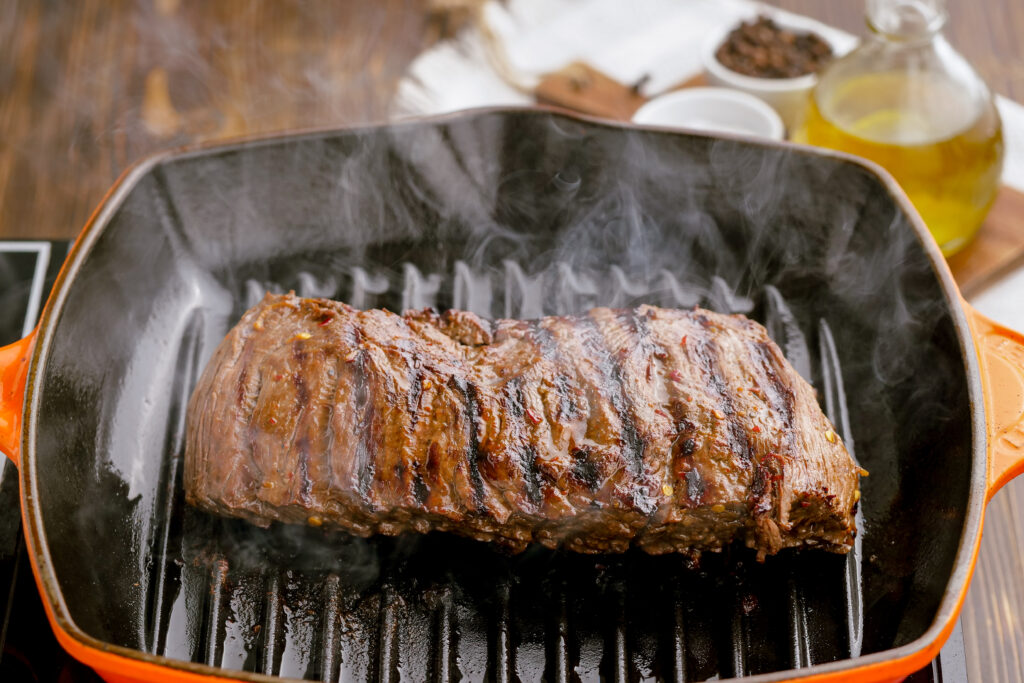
[0,0,434,240]
[1,1,1023,681]
[947,187,1024,297]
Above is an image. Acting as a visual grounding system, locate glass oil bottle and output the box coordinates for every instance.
[794,0,1003,255]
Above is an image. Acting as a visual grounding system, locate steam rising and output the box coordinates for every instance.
[39,109,968,676]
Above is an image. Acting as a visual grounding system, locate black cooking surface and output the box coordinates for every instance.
[0,238,969,682]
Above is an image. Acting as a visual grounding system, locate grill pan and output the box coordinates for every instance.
[0,108,1022,683]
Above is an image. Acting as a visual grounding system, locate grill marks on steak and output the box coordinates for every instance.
[185,293,860,558]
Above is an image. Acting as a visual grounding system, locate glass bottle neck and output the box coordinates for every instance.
[866,0,947,40]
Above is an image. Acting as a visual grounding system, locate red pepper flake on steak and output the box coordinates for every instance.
[184,293,860,559]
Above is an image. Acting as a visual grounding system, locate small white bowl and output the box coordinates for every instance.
[702,14,843,131]
[632,87,785,140]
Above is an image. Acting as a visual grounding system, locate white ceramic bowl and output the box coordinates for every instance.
[702,14,844,131]
[631,87,785,140]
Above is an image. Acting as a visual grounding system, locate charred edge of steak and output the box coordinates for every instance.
[692,332,752,468]
[450,376,487,508]
[353,350,376,501]
[578,314,645,479]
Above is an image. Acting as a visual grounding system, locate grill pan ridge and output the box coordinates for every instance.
[25,110,975,682]
[145,266,862,682]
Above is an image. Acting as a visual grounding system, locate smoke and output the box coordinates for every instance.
[32,33,971,666]
[165,107,965,540]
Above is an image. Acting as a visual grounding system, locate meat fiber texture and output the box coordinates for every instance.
[185,293,860,559]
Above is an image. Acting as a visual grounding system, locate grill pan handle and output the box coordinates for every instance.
[0,332,35,467]
[966,304,1024,500]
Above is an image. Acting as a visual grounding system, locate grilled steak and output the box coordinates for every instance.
[185,293,860,558]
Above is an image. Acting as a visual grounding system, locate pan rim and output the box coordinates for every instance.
[17,106,988,683]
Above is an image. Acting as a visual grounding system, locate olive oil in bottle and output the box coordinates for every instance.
[794,0,1003,255]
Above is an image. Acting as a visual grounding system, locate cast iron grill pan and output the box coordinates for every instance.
[31,111,972,681]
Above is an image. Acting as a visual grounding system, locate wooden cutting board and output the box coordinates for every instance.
[535,63,1024,297]
[946,189,1024,296]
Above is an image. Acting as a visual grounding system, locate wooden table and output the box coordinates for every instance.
[1,1,1022,680]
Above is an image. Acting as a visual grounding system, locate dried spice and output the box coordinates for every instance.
[715,16,832,79]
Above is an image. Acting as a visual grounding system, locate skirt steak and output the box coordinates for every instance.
[185,293,860,558]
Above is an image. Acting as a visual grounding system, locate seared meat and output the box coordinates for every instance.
[185,293,860,558]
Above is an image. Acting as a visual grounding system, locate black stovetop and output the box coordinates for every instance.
[0,241,102,682]
[0,240,969,682]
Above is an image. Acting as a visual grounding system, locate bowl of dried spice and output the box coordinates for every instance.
[703,14,840,132]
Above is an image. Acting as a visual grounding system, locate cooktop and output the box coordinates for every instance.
[0,240,968,682]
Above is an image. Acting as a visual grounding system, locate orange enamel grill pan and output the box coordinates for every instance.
[0,109,1022,683]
